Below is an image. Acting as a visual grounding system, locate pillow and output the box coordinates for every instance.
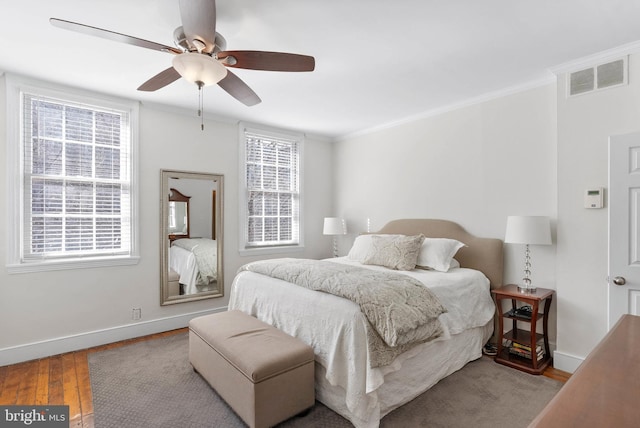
[416,238,465,272]
[415,258,461,271]
[362,234,425,271]
[417,258,460,271]
[347,234,403,262]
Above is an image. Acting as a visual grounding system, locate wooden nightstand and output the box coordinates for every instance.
[491,284,554,375]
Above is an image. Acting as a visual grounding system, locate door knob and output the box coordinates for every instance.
[613,276,627,286]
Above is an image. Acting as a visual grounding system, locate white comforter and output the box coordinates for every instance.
[169,246,202,294]
[228,257,495,426]
[169,239,217,294]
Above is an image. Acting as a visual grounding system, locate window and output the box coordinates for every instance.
[239,124,303,253]
[6,77,139,272]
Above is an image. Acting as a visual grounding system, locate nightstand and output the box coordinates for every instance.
[491,284,554,375]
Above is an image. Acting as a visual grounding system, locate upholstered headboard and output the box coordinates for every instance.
[376,219,503,289]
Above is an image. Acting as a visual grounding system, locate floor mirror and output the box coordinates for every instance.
[160,169,223,305]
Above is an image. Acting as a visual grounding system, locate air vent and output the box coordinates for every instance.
[570,68,594,96]
[597,60,625,88]
[568,58,627,97]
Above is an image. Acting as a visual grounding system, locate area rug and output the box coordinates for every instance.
[88,332,562,428]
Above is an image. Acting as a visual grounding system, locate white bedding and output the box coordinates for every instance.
[169,245,199,294]
[168,239,217,294]
[228,257,495,427]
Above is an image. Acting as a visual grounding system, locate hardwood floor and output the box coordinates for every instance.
[0,328,186,428]
[539,365,571,383]
[0,329,570,427]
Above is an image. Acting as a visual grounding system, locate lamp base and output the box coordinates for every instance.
[518,244,536,293]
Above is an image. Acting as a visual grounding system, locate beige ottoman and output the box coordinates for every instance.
[189,310,315,428]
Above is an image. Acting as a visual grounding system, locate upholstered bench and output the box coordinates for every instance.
[189,310,315,428]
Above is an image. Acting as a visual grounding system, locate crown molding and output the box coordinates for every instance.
[336,41,640,142]
[336,75,556,142]
[550,40,640,75]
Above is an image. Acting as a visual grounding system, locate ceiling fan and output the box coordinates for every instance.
[50,0,315,109]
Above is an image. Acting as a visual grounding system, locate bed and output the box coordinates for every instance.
[169,238,218,295]
[229,219,503,427]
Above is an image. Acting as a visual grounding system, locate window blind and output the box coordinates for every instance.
[244,130,300,247]
[21,92,132,260]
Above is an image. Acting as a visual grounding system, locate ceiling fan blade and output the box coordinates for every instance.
[179,0,217,53]
[50,18,181,54]
[218,51,315,72]
[137,67,182,92]
[217,71,261,106]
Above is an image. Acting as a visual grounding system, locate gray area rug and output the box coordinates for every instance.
[89,332,562,428]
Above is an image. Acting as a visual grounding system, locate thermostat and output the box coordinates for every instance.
[584,188,604,209]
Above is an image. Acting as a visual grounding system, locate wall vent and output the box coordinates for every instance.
[568,57,627,97]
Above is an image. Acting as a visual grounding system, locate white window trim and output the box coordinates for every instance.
[238,122,305,256]
[5,74,140,273]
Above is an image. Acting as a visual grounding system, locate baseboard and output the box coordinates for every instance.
[0,307,227,367]
[553,350,584,374]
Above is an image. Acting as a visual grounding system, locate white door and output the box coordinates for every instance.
[609,132,640,327]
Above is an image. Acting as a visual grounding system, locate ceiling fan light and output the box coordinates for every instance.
[172,52,227,86]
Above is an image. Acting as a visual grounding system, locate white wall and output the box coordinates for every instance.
[0,75,334,365]
[334,84,559,342]
[554,53,640,371]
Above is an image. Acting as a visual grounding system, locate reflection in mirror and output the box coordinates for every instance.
[160,170,223,305]
[168,189,190,240]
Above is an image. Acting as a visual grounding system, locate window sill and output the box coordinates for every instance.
[7,255,140,274]
[239,245,305,257]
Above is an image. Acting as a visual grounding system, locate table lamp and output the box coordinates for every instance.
[505,216,552,292]
[323,217,347,257]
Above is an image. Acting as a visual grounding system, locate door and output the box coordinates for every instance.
[609,132,640,327]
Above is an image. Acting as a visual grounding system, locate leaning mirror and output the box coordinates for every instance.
[160,169,223,305]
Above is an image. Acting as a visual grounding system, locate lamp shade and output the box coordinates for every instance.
[172,52,228,86]
[323,217,346,235]
[505,216,552,245]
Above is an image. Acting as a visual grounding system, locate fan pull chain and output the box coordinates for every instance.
[197,81,204,131]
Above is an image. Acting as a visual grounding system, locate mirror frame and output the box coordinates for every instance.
[160,169,224,305]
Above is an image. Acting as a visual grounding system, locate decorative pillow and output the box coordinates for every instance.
[416,238,465,272]
[362,234,425,271]
[347,234,402,262]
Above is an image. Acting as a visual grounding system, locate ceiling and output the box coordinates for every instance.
[2,0,640,139]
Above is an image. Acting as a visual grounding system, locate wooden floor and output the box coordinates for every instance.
[0,329,571,428]
[0,328,186,428]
